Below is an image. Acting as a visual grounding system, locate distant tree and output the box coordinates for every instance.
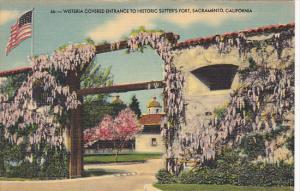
[80,60,114,129]
[84,108,140,162]
[110,101,127,118]
[129,95,142,118]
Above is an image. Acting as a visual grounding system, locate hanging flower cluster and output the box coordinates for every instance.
[174,28,294,59]
[110,41,121,51]
[213,32,247,55]
[0,44,96,148]
[127,32,184,129]
[173,64,294,170]
[0,93,8,102]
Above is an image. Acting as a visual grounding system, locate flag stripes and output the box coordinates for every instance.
[5,10,33,55]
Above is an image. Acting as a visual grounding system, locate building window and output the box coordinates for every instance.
[151,138,157,146]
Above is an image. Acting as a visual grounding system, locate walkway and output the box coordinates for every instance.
[0,159,163,191]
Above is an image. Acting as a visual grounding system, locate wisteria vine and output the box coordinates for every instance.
[168,28,295,174]
[0,44,95,151]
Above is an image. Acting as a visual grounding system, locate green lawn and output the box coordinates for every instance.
[0,177,32,181]
[154,184,294,191]
[83,168,125,177]
[84,152,162,164]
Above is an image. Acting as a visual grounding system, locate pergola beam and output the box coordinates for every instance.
[0,32,179,78]
[0,66,32,77]
[78,80,164,96]
[95,32,179,54]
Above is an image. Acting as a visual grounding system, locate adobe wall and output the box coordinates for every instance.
[172,46,243,133]
[169,29,295,164]
[135,134,165,153]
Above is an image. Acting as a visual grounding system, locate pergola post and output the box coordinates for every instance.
[66,72,83,178]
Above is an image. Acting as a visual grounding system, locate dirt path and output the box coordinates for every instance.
[0,159,163,191]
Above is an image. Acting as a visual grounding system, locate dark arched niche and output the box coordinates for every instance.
[191,64,238,90]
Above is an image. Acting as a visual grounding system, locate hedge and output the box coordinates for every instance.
[156,150,294,186]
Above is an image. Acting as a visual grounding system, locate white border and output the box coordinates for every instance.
[295,0,299,190]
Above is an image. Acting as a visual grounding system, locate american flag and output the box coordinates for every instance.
[5,10,33,55]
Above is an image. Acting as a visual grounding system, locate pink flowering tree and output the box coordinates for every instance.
[84,108,140,162]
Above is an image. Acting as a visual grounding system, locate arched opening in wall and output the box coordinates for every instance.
[191,64,238,90]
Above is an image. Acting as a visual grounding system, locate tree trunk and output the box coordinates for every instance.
[114,141,125,163]
[114,150,119,162]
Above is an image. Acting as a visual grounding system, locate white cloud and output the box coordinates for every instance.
[0,10,19,26]
[87,13,158,42]
[87,5,252,43]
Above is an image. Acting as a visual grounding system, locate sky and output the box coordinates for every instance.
[0,0,295,113]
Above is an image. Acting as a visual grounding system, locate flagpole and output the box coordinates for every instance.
[31,8,34,57]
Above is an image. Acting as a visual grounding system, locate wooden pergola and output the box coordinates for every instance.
[66,32,178,177]
[0,32,178,178]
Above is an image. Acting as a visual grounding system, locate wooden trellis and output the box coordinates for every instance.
[66,32,177,177]
[0,32,178,178]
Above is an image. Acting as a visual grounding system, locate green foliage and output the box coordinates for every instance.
[213,106,226,120]
[130,26,164,37]
[154,184,293,191]
[80,59,115,128]
[0,73,28,99]
[129,95,142,118]
[110,102,127,118]
[157,150,293,186]
[84,37,95,45]
[81,100,113,129]
[238,57,258,80]
[176,150,293,186]
[241,134,266,160]
[84,153,162,164]
[57,44,68,51]
[81,61,113,90]
[236,162,294,186]
[0,75,68,179]
[0,125,68,179]
[285,133,294,155]
[156,169,178,184]
[248,57,257,70]
[263,125,289,141]
[178,162,294,186]
[37,145,68,179]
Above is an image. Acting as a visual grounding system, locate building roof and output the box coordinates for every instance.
[147,96,162,108]
[173,23,295,50]
[140,114,164,126]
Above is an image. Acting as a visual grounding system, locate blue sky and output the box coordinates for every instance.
[0,0,294,113]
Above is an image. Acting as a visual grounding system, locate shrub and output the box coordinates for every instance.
[177,161,293,186]
[162,150,294,187]
[155,169,178,184]
[240,134,266,160]
[0,136,68,179]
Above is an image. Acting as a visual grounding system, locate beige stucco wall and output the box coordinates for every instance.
[135,133,165,153]
[170,35,295,163]
[172,45,245,132]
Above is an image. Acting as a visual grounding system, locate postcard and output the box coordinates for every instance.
[0,0,295,191]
